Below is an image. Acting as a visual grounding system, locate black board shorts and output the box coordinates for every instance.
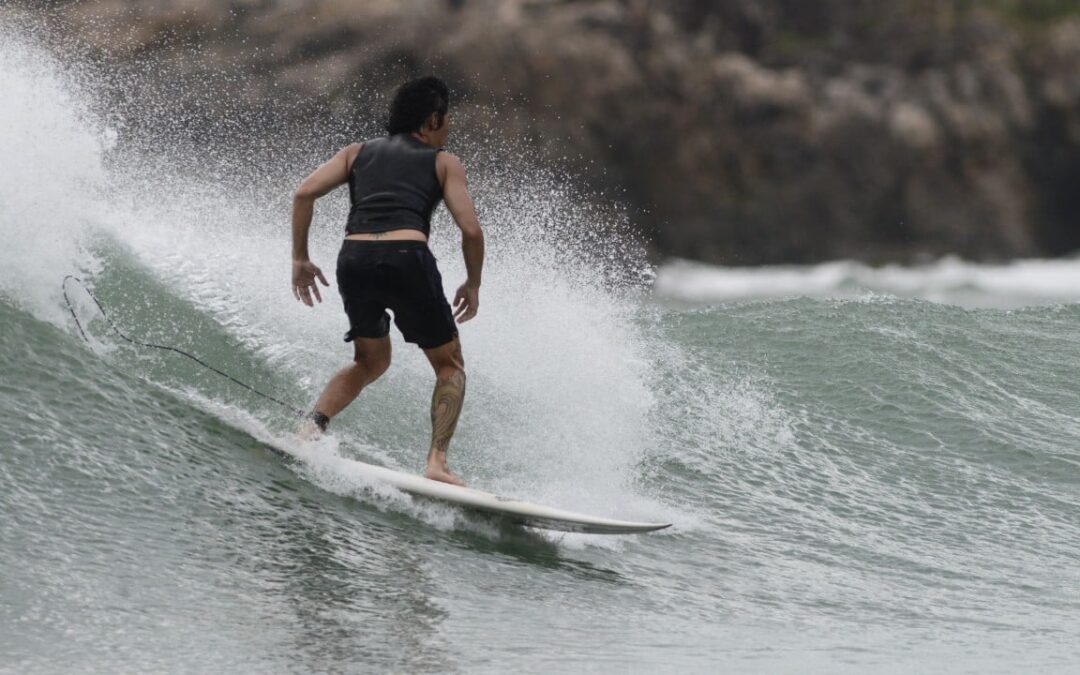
[336,240,458,349]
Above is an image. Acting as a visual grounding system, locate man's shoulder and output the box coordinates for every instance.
[343,142,364,171]
[436,151,464,169]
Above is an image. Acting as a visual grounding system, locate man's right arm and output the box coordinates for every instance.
[438,152,484,323]
[291,143,361,305]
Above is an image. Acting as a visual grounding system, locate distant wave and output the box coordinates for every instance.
[654,256,1080,308]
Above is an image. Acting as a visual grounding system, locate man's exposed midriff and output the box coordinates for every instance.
[344,228,428,242]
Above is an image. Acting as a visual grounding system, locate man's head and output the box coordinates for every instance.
[386,76,450,145]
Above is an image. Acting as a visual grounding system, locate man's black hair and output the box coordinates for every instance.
[386,76,450,135]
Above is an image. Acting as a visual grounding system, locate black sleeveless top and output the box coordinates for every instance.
[345,134,444,237]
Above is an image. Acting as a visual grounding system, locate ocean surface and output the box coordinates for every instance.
[3,27,1080,675]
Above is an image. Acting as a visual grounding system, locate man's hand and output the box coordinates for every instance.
[292,260,329,306]
[453,283,479,323]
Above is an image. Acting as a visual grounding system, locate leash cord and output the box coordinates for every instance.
[61,275,305,417]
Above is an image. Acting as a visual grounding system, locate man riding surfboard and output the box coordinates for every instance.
[290,76,484,486]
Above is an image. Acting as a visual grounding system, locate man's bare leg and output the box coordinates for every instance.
[422,337,467,486]
[302,336,391,436]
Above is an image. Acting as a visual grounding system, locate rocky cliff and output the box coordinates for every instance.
[8,0,1080,264]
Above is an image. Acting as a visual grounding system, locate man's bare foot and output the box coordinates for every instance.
[425,457,466,487]
[296,419,323,441]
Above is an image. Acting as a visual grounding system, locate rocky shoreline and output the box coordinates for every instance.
[9,0,1080,264]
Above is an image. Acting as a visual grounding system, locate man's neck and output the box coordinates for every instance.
[410,131,439,148]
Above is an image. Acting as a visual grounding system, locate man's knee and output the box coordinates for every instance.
[436,362,465,382]
[356,352,391,378]
[353,340,391,378]
[427,338,464,374]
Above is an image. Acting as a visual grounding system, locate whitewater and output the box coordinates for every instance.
[2,26,1079,675]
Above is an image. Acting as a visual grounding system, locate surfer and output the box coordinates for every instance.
[289,76,483,486]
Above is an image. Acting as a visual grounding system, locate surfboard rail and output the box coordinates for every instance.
[355,461,671,534]
[269,445,671,534]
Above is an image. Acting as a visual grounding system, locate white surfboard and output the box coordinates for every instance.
[349,460,671,534]
[267,443,671,534]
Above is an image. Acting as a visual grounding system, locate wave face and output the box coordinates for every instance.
[3,26,1080,675]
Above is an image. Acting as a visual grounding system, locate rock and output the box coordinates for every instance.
[5,0,1080,264]
[889,102,940,152]
[712,53,810,115]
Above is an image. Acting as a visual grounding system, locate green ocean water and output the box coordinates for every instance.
[3,28,1080,675]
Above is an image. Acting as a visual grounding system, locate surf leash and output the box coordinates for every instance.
[61,275,306,417]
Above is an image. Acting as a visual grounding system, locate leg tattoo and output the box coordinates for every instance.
[430,368,466,455]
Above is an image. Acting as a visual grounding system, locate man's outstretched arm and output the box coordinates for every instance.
[291,143,361,305]
[438,152,484,323]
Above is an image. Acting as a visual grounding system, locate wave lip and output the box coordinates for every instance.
[655,255,1080,308]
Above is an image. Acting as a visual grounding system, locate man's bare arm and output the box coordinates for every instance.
[292,143,360,261]
[438,152,484,322]
[291,143,361,305]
